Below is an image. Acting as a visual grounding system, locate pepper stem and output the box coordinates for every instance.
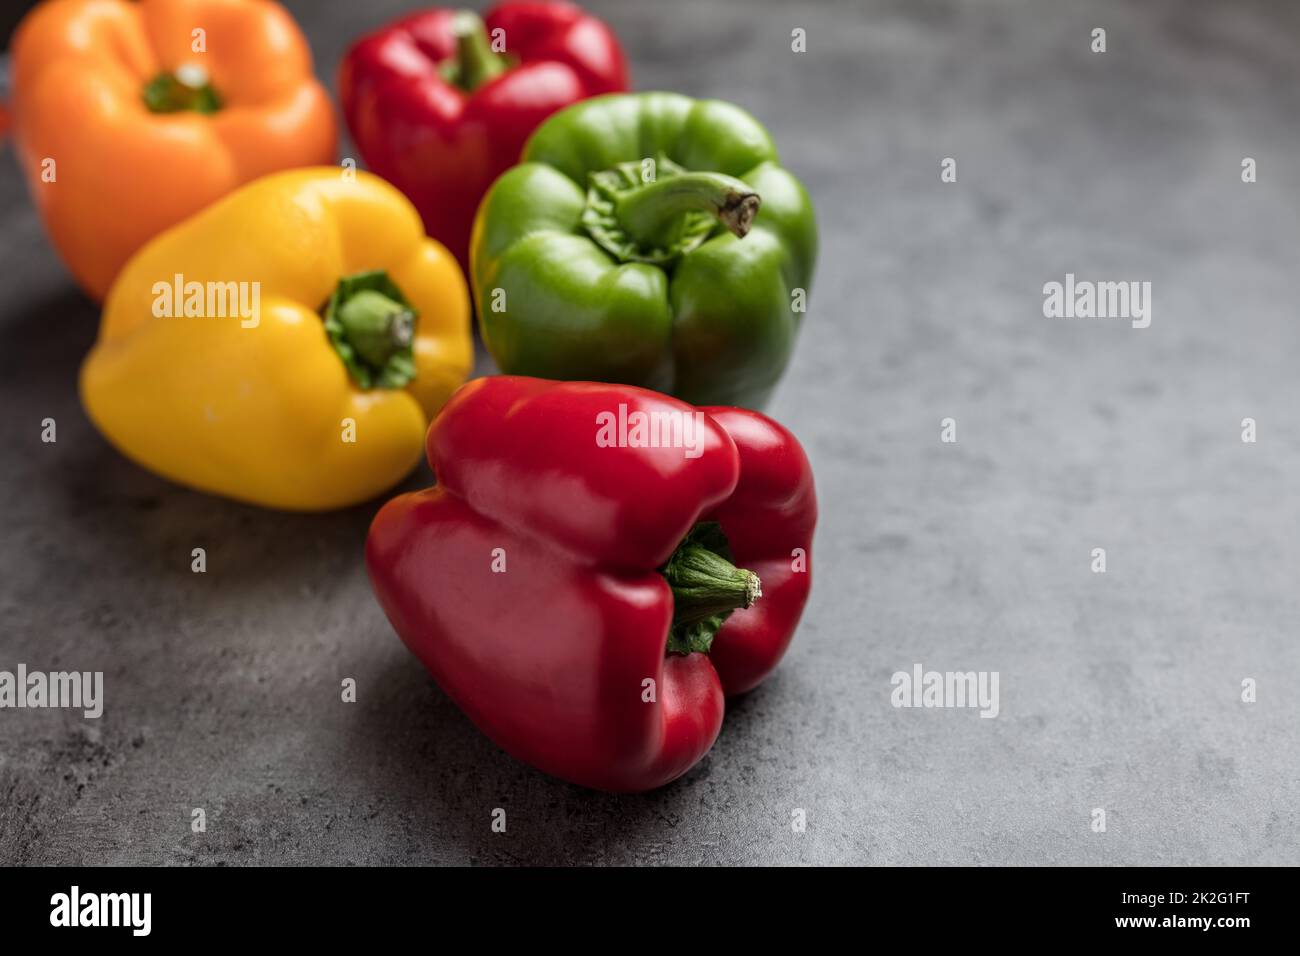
[336,291,414,369]
[447,11,509,91]
[660,522,761,655]
[615,171,761,251]
[321,271,419,390]
[143,65,222,114]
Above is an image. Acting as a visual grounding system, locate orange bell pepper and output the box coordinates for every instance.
[10,0,337,301]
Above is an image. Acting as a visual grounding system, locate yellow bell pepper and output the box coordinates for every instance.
[81,167,473,511]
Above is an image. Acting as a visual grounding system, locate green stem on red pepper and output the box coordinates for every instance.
[443,11,509,92]
[322,270,418,389]
[660,522,761,655]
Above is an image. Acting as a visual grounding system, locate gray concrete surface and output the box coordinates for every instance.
[2,0,1298,866]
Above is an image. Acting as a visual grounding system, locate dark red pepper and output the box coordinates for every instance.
[365,377,817,792]
[339,2,629,270]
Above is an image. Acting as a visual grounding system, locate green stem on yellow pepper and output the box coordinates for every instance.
[322,271,418,390]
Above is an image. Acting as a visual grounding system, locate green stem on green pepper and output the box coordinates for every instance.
[614,171,760,251]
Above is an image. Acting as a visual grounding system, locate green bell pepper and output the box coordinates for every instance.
[470,92,817,409]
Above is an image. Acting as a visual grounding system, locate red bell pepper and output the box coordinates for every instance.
[366,377,817,792]
[339,2,629,270]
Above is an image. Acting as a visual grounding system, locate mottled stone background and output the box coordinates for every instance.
[1,0,1297,865]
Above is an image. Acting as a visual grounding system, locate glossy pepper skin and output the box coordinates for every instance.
[339,2,629,271]
[11,0,336,301]
[470,92,818,410]
[81,168,472,512]
[366,376,817,792]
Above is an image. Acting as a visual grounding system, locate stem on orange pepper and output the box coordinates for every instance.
[143,65,222,114]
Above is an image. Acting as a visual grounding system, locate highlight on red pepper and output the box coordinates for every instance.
[338,2,629,271]
[365,376,817,792]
